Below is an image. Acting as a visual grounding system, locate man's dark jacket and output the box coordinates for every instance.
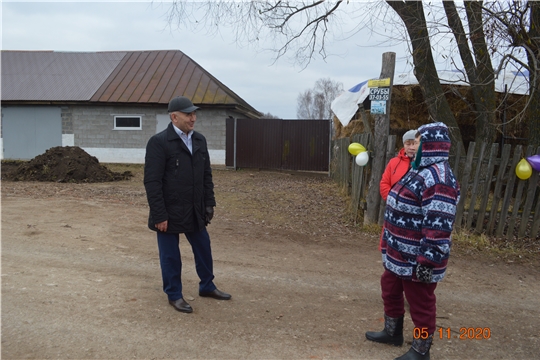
[144,123,216,233]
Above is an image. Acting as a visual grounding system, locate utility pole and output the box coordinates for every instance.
[364,52,396,225]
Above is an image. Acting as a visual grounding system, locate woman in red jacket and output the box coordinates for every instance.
[380,130,420,201]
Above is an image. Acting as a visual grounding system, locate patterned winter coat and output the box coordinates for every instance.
[381,122,460,282]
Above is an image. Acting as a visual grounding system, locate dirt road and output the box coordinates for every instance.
[2,168,539,359]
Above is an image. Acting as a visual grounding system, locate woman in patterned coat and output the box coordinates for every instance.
[366,122,460,360]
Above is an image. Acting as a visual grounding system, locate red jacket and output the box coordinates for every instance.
[378,148,412,250]
[379,148,412,201]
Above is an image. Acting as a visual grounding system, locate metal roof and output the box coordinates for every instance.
[1,50,260,116]
[1,51,126,101]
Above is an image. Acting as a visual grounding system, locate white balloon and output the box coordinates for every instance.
[355,151,369,166]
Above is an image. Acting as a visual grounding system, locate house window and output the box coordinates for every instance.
[114,116,142,130]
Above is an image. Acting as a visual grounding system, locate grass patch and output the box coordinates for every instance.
[452,228,540,264]
[453,230,491,251]
[361,222,382,235]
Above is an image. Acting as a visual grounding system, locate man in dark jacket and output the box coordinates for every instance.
[366,122,460,360]
[144,96,231,314]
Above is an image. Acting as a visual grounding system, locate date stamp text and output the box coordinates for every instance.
[413,327,491,340]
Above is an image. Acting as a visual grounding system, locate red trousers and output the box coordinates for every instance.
[381,269,438,334]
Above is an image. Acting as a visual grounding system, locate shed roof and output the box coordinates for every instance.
[1,50,260,117]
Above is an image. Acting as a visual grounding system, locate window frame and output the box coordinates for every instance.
[113,115,142,130]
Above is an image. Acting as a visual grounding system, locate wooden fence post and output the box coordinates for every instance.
[350,133,372,223]
[465,142,487,229]
[364,52,396,225]
[493,144,514,237]
[331,138,351,193]
[494,145,522,237]
[474,143,500,234]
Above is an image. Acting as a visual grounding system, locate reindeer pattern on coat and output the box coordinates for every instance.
[381,122,460,283]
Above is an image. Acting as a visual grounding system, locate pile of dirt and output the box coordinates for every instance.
[2,146,133,183]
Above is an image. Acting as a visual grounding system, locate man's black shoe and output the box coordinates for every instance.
[168,298,193,313]
[199,288,232,300]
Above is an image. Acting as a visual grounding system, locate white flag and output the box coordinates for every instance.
[331,80,369,127]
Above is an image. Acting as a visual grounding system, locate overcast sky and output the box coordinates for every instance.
[2,0,412,118]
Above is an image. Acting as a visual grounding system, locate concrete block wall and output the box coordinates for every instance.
[68,105,162,148]
[60,106,73,134]
[194,108,230,151]
[59,104,245,164]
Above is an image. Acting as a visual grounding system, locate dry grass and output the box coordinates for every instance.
[452,228,540,264]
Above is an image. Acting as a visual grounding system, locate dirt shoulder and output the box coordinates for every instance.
[2,166,539,359]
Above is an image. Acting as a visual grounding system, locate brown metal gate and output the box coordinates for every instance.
[226,118,330,172]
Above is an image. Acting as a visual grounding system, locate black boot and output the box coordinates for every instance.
[394,334,433,360]
[365,314,404,346]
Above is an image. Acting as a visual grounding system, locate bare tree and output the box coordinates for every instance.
[482,1,540,146]
[165,1,348,69]
[164,1,539,147]
[437,1,539,146]
[443,1,497,145]
[387,1,465,153]
[297,78,343,119]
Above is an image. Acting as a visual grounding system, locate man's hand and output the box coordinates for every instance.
[416,264,433,283]
[155,220,168,232]
[205,207,214,225]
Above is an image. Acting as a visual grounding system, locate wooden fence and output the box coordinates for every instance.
[331,134,540,240]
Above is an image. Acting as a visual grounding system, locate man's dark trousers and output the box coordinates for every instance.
[157,228,216,301]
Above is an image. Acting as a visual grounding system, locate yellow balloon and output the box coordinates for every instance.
[348,142,366,156]
[515,158,532,180]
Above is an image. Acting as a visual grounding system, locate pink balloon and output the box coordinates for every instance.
[526,154,540,172]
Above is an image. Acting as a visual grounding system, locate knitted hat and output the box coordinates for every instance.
[402,129,417,143]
